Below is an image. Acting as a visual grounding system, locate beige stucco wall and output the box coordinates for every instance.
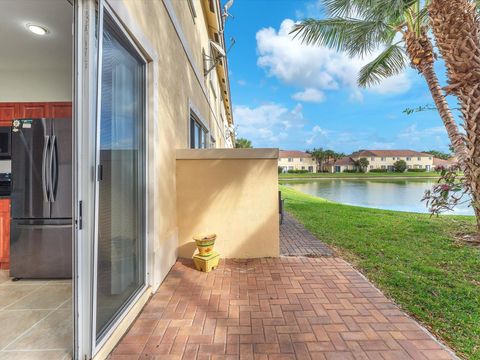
[176,149,280,259]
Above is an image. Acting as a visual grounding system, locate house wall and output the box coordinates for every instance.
[115,0,234,292]
[278,157,317,172]
[176,149,280,259]
[354,156,434,171]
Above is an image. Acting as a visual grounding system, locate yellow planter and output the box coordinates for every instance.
[193,233,217,257]
[193,251,220,273]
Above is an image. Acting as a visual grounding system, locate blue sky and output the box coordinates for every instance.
[224,0,457,154]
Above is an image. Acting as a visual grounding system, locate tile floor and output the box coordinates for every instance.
[0,270,72,360]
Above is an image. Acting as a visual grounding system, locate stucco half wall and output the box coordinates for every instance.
[176,148,280,259]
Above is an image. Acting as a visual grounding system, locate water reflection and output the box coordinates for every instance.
[281,179,474,215]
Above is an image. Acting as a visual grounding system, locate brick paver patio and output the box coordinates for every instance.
[110,256,457,360]
[281,213,332,257]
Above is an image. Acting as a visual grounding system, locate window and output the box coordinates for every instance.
[300,158,304,162]
[381,165,386,169]
[208,0,215,12]
[381,157,385,161]
[190,112,208,149]
[371,157,374,161]
[406,157,412,161]
[370,165,373,169]
[288,158,293,162]
[187,0,197,19]
[417,157,421,161]
[419,165,423,168]
[210,135,216,148]
[429,157,432,160]
[301,166,305,170]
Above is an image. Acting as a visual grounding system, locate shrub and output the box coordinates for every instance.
[369,169,388,173]
[407,168,427,172]
[287,169,309,174]
[393,160,407,172]
[343,169,359,173]
[278,166,284,174]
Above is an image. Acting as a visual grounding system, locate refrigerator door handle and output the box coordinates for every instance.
[42,135,50,203]
[49,135,57,202]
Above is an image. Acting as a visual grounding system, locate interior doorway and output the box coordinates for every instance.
[0,0,74,358]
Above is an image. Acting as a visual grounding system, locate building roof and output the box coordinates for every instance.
[351,150,431,158]
[332,156,356,166]
[433,157,456,166]
[279,150,312,159]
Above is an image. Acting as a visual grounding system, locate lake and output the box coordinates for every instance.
[281,178,474,215]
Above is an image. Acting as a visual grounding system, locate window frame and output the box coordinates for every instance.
[189,107,209,149]
[187,0,197,21]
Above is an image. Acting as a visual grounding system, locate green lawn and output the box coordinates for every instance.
[279,171,442,179]
[280,186,480,359]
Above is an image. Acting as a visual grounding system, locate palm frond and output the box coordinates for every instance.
[358,44,407,87]
[322,0,415,20]
[290,18,393,57]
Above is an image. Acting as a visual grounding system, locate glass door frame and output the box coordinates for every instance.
[91,0,149,354]
[76,0,156,357]
[74,0,98,358]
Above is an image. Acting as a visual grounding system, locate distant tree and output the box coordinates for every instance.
[355,158,370,173]
[310,148,345,171]
[393,160,407,173]
[310,148,326,171]
[235,138,252,148]
[424,150,451,160]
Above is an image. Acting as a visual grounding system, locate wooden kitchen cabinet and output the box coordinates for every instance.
[17,102,49,119]
[48,102,73,118]
[0,199,10,270]
[0,103,18,127]
[0,102,72,125]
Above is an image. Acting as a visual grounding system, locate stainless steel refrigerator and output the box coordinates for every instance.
[10,118,72,278]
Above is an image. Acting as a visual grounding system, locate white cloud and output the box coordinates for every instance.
[398,124,447,146]
[233,103,306,145]
[306,125,328,145]
[256,19,411,100]
[315,123,452,153]
[369,74,412,95]
[292,88,326,103]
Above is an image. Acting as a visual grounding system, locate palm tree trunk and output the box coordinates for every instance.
[430,0,480,231]
[404,31,468,166]
[420,64,468,166]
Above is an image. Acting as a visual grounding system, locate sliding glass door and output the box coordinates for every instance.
[94,9,146,343]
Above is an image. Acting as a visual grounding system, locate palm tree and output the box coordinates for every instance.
[291,0,480,230]
[290,0,467,165]
[310,148,326,171]
[235,137,253,148]
[429,0,480,227]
